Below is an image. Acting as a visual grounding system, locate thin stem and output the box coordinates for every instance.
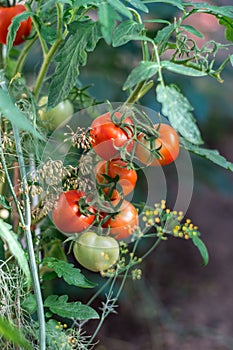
[0,130,24,225]
[12,126,46,350]
[33,38,63,100]
[128,7,150,61]
[125,81,146,105]
[33,3,64,100]
[87,278,112,306]
[25,3,48,56]
[13,36,38,75]
[153,42,165,87]
[0,44,3,69]
[140,236,162,261]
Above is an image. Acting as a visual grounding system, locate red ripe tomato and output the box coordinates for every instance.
[52,190,95,234]
[0,5,32,46]
[102,200,139,240]
[90,112,134,160]
[135,123,179,166]
[95,159,137,196]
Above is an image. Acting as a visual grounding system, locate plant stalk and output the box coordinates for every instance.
[12,126,46,350]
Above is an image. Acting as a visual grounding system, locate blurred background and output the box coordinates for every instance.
[26,0,233,349]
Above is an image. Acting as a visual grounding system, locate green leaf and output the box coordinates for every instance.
[0,194,11,210]
[6,12,33,55]
[161,61,207,76]
[48,21,102,108]
[112,20,144,47]
[40,24,57,45]
[43,257,97,288]
[230,54,233,66]
[0,220,31,287]
[156,84,203,145]
[154,23,175,48]
[126,0,148,13]
[143,0,184,11]
[98,3,120,44]
[0,90,42,138]
[180,138,233,171]
[0,316,33,350]
[219,17,233,42]
[184,3,233,19]
[107,0,132,19]
[44,295,99,320]
[123,61,159,90]
[21,294,37,315]
[192,236,209,266]
[180,24,204,38]
[74,0,101,5]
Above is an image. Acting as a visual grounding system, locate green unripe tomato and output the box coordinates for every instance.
[39,96,74,130]
[73,231,119,272]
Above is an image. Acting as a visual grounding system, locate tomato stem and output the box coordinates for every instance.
[33,37,63,100]
[33,3,64,100]
[24,3,48,57]
[13,35,37,75]
[128,7,150,61]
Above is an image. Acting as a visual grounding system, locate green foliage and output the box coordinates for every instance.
[143,0,184,11]
[0,220,31,287]
[6,12,33,55]
[0,316,33,350]
[179,25,204,38]
[192,236,209,267]
[112,20,144,47]
[48,21,102,108]
[156,84,203,145]
[0,194,11,210]
[44,294,99,320]
[43,257,97,288]
[161,61,208,76]
[21,294,37,315]
[219,17,233,42]
[181,139,233,172]
[123,61,159,90]
[0,89,41,138]
[185,2,233,19]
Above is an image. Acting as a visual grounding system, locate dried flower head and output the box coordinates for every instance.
[64,125,94,150]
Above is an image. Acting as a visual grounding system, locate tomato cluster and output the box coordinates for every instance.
[52,110,180,272]
[0,5,32,46]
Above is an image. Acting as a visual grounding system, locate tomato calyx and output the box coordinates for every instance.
[77,196,96,217]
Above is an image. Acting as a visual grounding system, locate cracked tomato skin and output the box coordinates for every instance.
[52,190,95,234]
[95,159,137,196]
[135,123,179,166]
[102,200,139,240]
[90,112,134,160]
[73,231,119,272]
[0,5,32,46]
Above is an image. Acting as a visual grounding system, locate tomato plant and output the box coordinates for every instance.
[90,112,134,160]
[102,200,139,240]
[0,0,232,349]
[0,5,32,46]
[52,190,96,234]
[136,124,180,166]
[73,231,119,272]
[95,159,137,196]
[39,97,74,130]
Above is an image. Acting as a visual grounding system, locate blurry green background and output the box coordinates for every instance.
[26,1,233,349]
